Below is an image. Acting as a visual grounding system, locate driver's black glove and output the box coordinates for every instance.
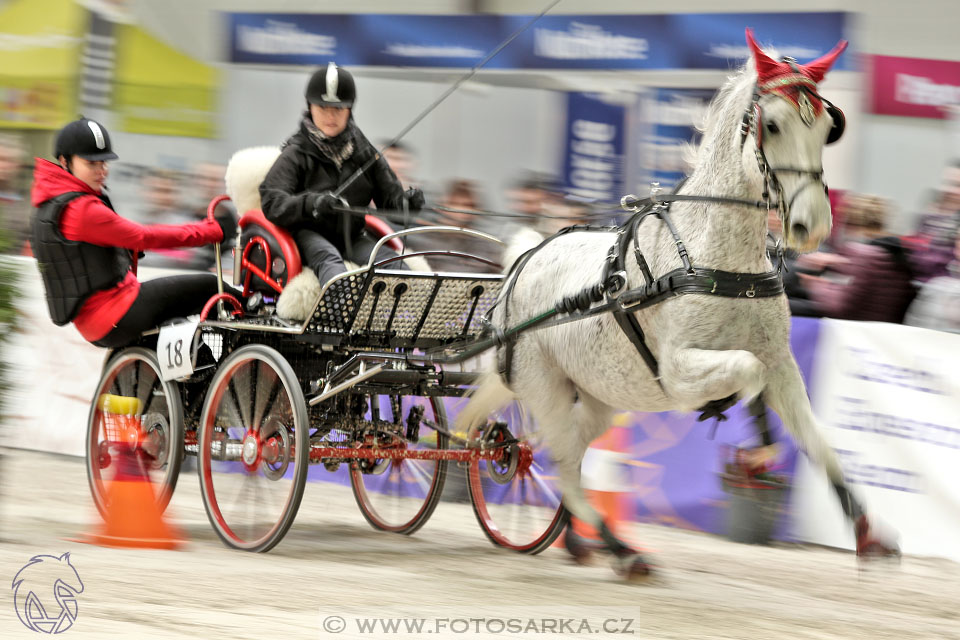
[213,212,236,244]
[312,192,348,221]
[403,187,425,212]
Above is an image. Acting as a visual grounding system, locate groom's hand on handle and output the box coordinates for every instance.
[210,215,232,244]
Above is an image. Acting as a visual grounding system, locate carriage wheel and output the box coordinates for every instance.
[85,347,184,520]
[197,344,308,552]
[467,401,568,554]
[349,395,448,534]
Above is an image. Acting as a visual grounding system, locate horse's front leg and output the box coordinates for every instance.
[764,356,900,558]
[661,347,767,410]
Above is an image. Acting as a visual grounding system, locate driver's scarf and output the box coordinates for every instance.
[302,114,356,170]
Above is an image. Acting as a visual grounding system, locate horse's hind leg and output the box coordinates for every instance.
[522,379,651,578]
[764,357,899,557]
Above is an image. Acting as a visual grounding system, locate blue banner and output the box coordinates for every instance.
[642,87,717,190]
[226,12,853,71]
[670,13,851,70]
[562,92,626,203]
[500,14,675,70]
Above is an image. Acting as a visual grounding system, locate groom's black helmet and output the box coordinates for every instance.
[306,62,356,108]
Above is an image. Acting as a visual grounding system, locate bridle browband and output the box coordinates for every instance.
[740,57,843,243]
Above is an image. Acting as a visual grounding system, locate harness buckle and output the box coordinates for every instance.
[649,182,662,203]
[605,270,628,299]
[605,239,620,264]
[745,283,756,298]
[620,194,641,213]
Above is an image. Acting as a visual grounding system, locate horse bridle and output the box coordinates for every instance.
[740,57,845,240]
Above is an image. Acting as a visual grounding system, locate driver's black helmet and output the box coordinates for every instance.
[305,62,356,108]
[54,117,118,161]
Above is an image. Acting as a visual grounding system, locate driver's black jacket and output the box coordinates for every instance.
[259,119,405,244]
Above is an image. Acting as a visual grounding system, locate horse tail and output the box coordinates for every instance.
[456,367,515,434]
[501,226,544,273]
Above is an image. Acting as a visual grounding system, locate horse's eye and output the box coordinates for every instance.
[765,121,780,135]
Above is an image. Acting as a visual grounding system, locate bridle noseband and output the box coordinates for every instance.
[739,57,845,240]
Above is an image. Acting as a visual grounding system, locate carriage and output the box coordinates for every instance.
[84,193,568,554]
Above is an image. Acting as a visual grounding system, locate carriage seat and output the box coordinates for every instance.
[225,145,404,298]
[236,209,404,297]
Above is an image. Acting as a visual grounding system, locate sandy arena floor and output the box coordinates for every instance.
[1,449,958,639]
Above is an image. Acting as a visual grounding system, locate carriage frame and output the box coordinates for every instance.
[85,206,569,554]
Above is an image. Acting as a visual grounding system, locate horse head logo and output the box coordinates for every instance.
[11,553,84,634]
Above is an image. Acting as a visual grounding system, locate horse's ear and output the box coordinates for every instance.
[802,40,849,84]
[745,28,782,82]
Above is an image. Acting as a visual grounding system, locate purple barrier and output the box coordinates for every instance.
[623,316,821,536]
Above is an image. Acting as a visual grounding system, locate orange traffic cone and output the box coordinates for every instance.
[556,416,632,548]
[77,394,184,550]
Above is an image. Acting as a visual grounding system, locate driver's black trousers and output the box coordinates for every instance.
[94,274,237,348]
[295,228,403,286]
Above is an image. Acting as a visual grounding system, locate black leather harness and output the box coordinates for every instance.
[493,191,785,395]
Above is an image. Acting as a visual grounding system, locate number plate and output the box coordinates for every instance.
[157,320,199,381]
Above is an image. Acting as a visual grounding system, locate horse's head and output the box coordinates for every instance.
[740,29,847,253]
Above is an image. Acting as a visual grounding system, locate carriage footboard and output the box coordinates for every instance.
[310,269,504,348]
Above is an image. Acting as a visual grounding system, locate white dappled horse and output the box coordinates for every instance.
[459,30,898,578]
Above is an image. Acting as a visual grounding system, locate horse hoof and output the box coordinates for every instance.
[855,515,901,559]
[611,553,653,581]
[564,537,594,565]
[858,541,901,559]
[563,529,595,565]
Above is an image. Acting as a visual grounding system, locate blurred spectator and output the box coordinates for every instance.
[190,162,228,214]
[506,171,594,236]
[408,178,501,271]
[138,169,213,270]
[186,162,237,270]
[804,194,917,323]
[538,196,591,235]
[904,233,960,333]
[432,178,480,224]
[381,141,417,189]
[0,133,30,253]
[507,171,551,219]
[905,160,960,281]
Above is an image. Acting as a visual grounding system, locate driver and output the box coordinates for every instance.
[31,117,232,348]
[259,63,424,286]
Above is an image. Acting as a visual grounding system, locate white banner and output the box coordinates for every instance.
[790,319,960,561]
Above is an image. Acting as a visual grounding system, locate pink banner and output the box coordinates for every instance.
[870,54,960,119]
